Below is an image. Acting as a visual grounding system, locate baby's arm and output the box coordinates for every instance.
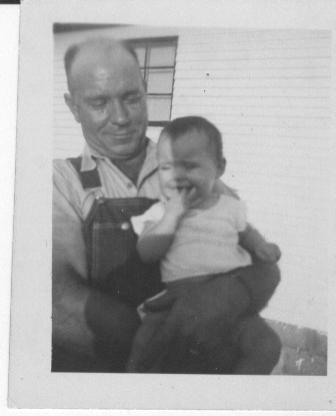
[137,215,179,263]
[217,181,280,262]
[137,190,188,263]
[239,224,281,263]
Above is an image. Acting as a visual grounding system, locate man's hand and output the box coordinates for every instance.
[254,242,281,264]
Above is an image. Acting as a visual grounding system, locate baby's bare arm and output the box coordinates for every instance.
[239,225,281,263]
[137,217,179,263]
[216,180,281,263]
[137,190,188,263]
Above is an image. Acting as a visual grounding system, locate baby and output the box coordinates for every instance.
[128,116,281,373]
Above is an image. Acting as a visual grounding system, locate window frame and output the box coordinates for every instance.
[128,36,178,127]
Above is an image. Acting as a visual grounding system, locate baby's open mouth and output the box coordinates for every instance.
[176,185,193,193]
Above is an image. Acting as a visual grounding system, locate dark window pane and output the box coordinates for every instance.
[147,96,171,121]
[147,69,174,94]
[148,45,176,66]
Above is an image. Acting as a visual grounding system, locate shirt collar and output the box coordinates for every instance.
[80,139,158,182]
[137,139,158,185]
[80,145,101,172]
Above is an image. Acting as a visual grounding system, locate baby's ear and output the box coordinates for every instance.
[218,157,226,176]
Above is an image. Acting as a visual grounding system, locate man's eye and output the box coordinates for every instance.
[90,100,106,109]
[124,93,142,104]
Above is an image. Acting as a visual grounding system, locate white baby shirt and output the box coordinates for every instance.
[131,194,252,283]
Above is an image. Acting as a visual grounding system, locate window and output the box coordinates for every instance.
[130,37,178,126]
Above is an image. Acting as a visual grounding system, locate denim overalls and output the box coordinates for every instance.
[69,157,163,307]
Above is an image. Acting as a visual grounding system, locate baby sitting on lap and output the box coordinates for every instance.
[128,116,281,374]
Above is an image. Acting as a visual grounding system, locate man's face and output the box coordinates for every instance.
[157,130,222,206]
[65,46,148,160]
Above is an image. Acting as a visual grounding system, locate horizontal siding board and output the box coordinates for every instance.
[173,87,329,97]
[172,95,329,107]
[173,78,331,88]
[178,29,329,39]
[168,114,329,129]
[174,88,330,98]
[175,68,331,78]
[170,104,329,118]
[178,30,329,42]
[176,48,330,60]
[175,125,328,137]
[177,58,331,71]
[177,37,329,51]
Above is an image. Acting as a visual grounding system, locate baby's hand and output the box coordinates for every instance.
[165,189,189,219]
[254,242,281,263]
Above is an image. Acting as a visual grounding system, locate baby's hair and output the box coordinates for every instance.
[160,116,224,166]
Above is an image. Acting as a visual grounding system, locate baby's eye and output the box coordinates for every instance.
[159,165,171,171]
[184,163,198,170]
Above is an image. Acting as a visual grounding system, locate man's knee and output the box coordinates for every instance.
[239,316,282,368]
[258,326,281,368]
[260,263,281,290]
[239,263,281,313]
[84,293,141,371]
[85,291,140,348]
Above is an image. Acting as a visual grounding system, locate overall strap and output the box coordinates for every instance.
[68,156,102,189]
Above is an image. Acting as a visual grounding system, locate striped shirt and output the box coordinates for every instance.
[53,140,160,280]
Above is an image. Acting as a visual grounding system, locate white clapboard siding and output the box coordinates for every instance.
[171,29,331,331]
[54,27,332,332]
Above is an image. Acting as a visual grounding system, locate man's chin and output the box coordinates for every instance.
[106,143,147,161]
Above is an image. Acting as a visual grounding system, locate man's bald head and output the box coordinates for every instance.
[63,37,148,161]
[64,38,141,94]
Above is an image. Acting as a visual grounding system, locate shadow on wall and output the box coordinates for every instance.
[268,320,327,375]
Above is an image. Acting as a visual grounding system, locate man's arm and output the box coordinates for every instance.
[52,171,96,357]
[53,164,140,370]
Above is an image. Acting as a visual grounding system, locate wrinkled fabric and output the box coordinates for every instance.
[127,265,280,373]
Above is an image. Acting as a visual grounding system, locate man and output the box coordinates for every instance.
[53,37,281,372]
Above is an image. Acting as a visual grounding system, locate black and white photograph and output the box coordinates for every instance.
[7,0,336,410]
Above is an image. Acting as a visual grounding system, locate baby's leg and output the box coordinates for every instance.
[232,315,281,374]
[126,310,169,372]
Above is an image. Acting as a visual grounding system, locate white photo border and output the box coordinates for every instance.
[8,0,336,409]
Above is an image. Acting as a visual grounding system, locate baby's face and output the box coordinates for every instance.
[157,130,221,205]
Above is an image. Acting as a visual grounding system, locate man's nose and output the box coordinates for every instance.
[107,99,130,125]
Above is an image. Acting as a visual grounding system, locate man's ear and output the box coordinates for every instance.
[218,157,226,176]
[64,93,80,123]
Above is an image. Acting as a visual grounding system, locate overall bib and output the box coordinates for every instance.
[69,156,163,306]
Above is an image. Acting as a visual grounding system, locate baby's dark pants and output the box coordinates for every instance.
[129,268,281,374]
